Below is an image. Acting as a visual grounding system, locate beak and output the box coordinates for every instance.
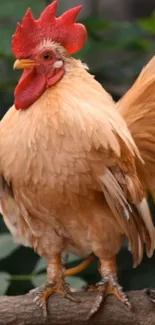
[13,59,38,70]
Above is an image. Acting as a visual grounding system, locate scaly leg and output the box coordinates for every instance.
[88,257,131,318]
[31,253,78,316]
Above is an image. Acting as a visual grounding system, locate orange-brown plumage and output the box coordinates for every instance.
[0,1,155,316]
[117,56,155,198]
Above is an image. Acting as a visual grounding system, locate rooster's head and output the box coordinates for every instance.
[12,0,87,110]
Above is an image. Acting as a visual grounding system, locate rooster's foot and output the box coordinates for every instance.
[87,276,131,318]
[29,280,79,317]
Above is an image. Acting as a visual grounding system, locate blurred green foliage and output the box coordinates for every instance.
[0,0,155,297]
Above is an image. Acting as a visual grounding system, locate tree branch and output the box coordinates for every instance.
[0,290,154,325]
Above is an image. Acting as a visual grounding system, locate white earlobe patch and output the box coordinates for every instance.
[53,60,63,69]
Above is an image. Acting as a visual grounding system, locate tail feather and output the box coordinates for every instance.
[100,168,154,264]
[125,175,154,258]
[117,56,155,197]
[136,198,154,257]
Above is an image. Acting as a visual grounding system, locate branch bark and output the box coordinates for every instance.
[0,290,155,325]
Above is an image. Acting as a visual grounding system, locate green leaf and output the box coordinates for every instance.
[32,274,46,287]
[66,253,81,264]
[83,17,112,31]
[0,272,9,295]
[66,276,86,290]
[0,234,18,259]
[138,12,155,33]
[34,258,47,273]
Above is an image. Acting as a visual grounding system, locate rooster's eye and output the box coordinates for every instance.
[43,53,52,61]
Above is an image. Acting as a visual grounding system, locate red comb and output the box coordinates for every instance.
[12,0,87,58]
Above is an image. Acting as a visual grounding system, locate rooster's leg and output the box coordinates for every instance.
[31,253,78,316]
[88,257,131,318]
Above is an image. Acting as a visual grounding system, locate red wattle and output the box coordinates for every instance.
[14,69,46,110]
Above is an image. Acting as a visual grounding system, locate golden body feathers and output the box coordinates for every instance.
[0,57,154,267]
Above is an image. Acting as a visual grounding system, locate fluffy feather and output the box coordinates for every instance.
[0,58,154,267]
[117,56,155,198]
[1,2,155,310]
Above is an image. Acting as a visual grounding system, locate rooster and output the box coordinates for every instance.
[0,0,155,317]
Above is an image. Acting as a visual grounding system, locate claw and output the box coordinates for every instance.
[87,277,131,319]
[30,280,79,317]
[65,292,80,302]
[87,292,104,319]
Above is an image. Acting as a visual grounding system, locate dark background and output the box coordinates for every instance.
[0,0,155,296]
